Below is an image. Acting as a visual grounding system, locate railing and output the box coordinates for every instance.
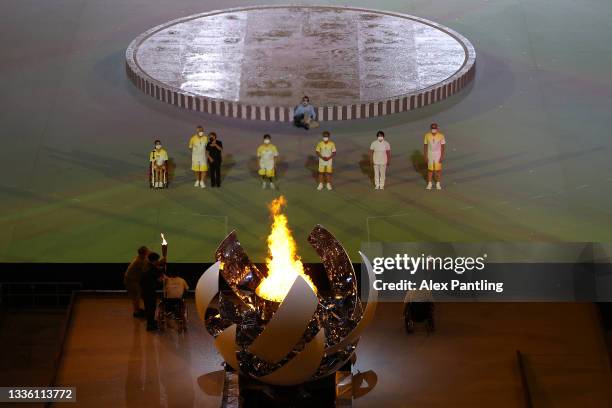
[0,282,82,309]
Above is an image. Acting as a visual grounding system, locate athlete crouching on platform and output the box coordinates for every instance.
[315,131,336,190]
[424,123,446,190]
[189,125,208,188]
[150,140,168,188]
[257,134,279,189]
[293,96,318,130]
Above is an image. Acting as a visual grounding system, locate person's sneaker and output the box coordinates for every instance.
[436,182,442,190]
[326,183,332,190]
[146,323,159,331]
[133,310,145,318]
[426,182,433,190]
[194,180,200,187]
[375,185,380,190]
[262,181,267,189]
[380,185,384,190]
[269,182,276,190]
[317,183,324,190]
[200,181,206,188]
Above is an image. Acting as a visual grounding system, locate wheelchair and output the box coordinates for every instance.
[156,295,187,333]
[403,290,435,334]
[149,160,168,189]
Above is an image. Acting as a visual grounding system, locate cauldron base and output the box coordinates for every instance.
[221,361,353,408]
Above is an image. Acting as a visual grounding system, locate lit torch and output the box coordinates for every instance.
[161,233,168,258]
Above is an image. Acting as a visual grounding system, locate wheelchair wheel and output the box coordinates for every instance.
[156,302,166,331]
[404,318,415,334]
[426,318,435,334]
[177,302,188,333]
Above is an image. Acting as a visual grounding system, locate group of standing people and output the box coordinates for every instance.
[188,126,223,188]
[149,121,446,191]
[123,246,188,331]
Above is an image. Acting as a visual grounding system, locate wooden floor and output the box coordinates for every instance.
[52,296,611,407]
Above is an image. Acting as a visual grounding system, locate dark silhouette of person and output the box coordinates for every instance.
[206,132,223,187]
[140,252,164,331]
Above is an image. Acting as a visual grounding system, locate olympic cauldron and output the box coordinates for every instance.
[195,198,377,386]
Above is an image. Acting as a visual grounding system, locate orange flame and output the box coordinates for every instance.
[255,196,317,302]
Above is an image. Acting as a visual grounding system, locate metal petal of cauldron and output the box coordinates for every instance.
[195,225,377,386]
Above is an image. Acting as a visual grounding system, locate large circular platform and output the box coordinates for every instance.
[126,6,476,121]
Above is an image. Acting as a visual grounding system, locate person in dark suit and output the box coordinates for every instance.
[206,132,223,187]
[140,252,164,331]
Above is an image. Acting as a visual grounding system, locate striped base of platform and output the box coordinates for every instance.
[126,6,476,122]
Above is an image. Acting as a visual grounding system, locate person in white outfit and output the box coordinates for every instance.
[369,131,391,190]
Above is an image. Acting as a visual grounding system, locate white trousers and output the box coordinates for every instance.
[373,164,386,187]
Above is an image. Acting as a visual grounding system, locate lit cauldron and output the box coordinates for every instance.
[195,196,377,386]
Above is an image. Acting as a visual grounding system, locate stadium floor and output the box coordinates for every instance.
[53,296,611,407]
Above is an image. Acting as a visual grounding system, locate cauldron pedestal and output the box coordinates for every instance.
[221,361,353,408]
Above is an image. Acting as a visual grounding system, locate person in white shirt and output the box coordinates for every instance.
[164,272,189,299]
[369,131,391,190]
[162,270,189,323]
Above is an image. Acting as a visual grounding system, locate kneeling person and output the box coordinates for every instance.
[257,134,279,189]
[293,96,317,129]
[315,131,336,190]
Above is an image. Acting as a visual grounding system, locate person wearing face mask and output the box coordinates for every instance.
[206,132,223,187]
[149,139,168,188]
[257,134,279,189]
[423,123,446,190]
[189,125,208,188]
[315,131,336,190]
[369,131,391,190]
[293,96,318,130]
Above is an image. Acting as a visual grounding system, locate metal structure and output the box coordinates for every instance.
[195,225,377,403]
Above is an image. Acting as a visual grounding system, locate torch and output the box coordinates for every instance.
[161,233,168,258]
[160,233,168,275]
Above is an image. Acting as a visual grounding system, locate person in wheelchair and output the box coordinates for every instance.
[162,269,188,322]
[403,289,435,334]
[149,139,168,188]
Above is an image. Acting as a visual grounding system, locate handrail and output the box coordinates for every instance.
[45,291,78,408]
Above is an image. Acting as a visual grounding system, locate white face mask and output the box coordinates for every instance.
[198,131,204,136]
[323,137,329,142]
[155,145,161,150]
[431,129,438,134]
[264,139,270,144]
[377,137,384,142]
[302,101,308,106]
